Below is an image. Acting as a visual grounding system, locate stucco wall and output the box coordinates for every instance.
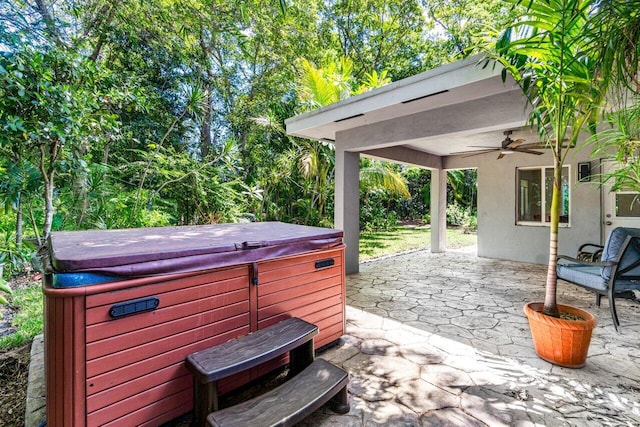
[445,144,602,265]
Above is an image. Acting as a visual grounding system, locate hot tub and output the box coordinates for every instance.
[42,222,345,426]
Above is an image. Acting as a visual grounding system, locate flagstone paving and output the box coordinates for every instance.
[26,248,640,426]
[301,248,640,426]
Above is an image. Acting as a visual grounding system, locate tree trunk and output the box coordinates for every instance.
[200,91,213,159]
[543,153,562,317]
[15,192,23,246]
[39,143,59,246]
[73,141,89,227]
[42,175,55,245]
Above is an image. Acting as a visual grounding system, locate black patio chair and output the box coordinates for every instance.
[557,227,640,332]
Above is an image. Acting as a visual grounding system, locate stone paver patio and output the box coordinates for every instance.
[302,248,640,426]
[26,248,640,426]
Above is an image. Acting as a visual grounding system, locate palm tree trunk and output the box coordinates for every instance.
[543,153,562,317]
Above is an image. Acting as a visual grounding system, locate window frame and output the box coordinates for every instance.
[516,165,571,227]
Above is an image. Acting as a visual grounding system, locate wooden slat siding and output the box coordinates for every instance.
[86,324,250,395]
[258,268,341,299]
[258,313,342,360]
[217,369,252,395]
[138,401,193,427]
[44,293,87,427]
[87,312,249,377]
[72,296,87,425]
[340,247,346,339]
[259,302,342,331]
[87,362,187,412]
[84,266,248,308]
[88,374,192,425]
[258,284,342,321]
[258,249,343,278]
[248,268,260,383]
[44,295,59,426]
[260,306,342,348]
[86,274,247,326]
[258,278,341,310]
[55,297,64,426]
[256,353,289,378]
[260,295,344,348]
[86,300,247,359]
[258,286,341,321]
[100,388,192,427]
[259,261,342,290]
[87,291,247,345]
[315,322,345,348]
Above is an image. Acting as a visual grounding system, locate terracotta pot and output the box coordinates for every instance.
[523,302,597,368]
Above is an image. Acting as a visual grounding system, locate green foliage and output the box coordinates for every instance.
[0,230,35,277]
[0,284,43,349]
[0,45,121,241]
[0,0,508,244]
[360,161,411,200]
[484,0,605,317]
[425,0,518,59]
[360,189,399,231]
[445,202,477,233]
[590,101,640,191]
[0,278,11,306]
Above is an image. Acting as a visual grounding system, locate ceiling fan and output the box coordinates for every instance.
[452,130,545,160]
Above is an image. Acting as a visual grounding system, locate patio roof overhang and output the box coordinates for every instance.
[285,55,532,274]
[285,55,531,164]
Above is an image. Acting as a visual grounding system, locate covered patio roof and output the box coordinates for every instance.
[285,55,530,163]
[285,55,531,274]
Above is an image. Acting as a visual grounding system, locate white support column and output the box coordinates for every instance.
[334,147,360,274]
[430,168,447,253]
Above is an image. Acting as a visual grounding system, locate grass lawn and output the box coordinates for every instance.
[0,283,43,350]
[360,226,476,261]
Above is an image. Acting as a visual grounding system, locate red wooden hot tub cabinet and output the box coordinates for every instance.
[43,222,346,426]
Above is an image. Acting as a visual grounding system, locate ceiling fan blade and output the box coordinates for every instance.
[516,142,546,149]
[497,152,505,160]
[468,145,500,149]
[518,149,544,155]
[506,138,526,149]
[449,149,498,157]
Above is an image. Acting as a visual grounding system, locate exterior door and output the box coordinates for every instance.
[603,161,640,237]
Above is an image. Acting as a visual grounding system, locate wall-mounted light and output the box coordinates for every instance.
[578,161,591,182]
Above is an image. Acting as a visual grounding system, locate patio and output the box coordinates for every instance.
[25,248,640,426]
[302,248,640,426]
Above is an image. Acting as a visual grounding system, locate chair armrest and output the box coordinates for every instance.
[557,255,616,267]
[578,243,604,252]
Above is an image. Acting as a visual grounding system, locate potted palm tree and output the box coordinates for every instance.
[484,0,605,367]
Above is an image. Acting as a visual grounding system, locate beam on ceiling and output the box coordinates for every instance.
[335,90,527,152]
[361,146,442,170]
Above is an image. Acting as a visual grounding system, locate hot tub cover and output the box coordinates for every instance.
[46,222,343,280]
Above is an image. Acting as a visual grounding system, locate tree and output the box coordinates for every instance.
[485,0,604,317]
[0,47,119,244]
[423,0,518,59]
[588,1,640,190]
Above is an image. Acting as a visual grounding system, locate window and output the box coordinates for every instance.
[517,166,570,225]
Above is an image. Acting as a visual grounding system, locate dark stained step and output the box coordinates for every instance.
[207,358,350,427]
[186,317,320,426]
[186,317,318,383]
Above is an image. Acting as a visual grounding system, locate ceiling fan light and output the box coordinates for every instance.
[500,150,515,155]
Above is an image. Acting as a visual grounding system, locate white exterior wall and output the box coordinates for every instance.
[445,144,601,264]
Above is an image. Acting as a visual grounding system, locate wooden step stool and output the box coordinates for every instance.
[185,317,350,427]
